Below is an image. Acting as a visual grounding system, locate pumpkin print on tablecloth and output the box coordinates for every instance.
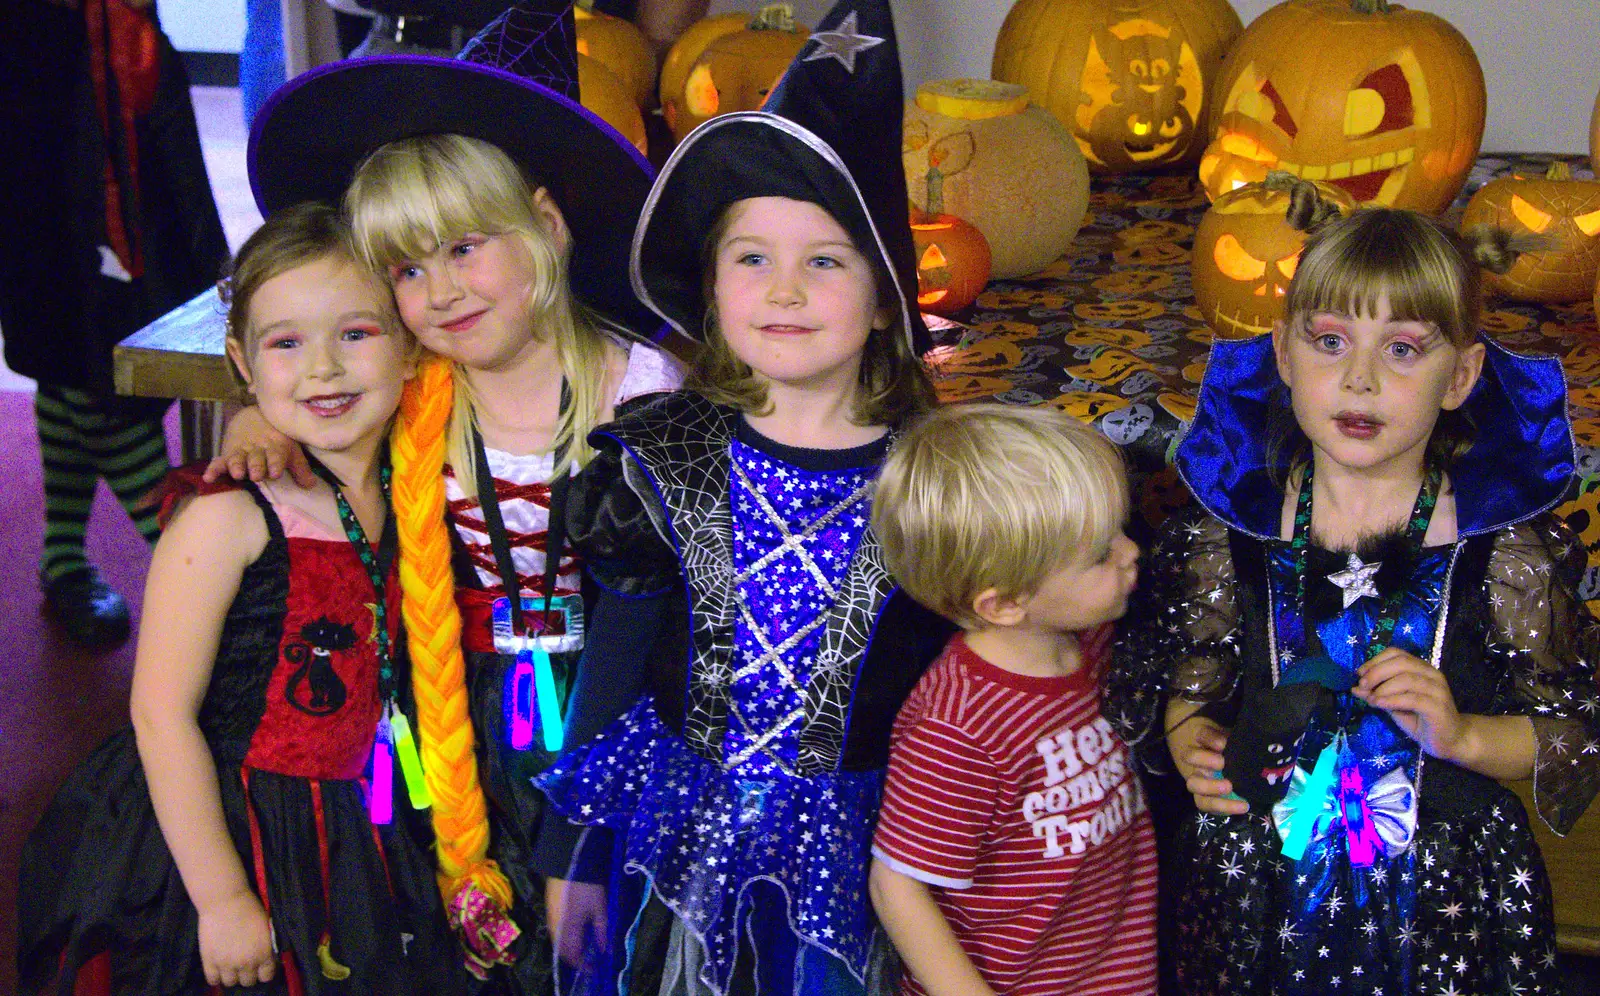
[1075,299,1167,322]
[1192,173,1355,337]
[1197,0,1484,214]
[934,375,1014,404]
[1461,162,1600,304]
[904,80,1089,280]
[993,0,1243,172]
[1048,392,1133,423]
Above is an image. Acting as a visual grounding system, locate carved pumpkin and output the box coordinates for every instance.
[659,11,749,113]
[1198,0,1485,214]
[910,210,992,316]
[668,5,810,142]
[992,0,1242,172]
[1461,162,1600,303]
[578,54,647,157]
[904,80,1089,279]
[1591,85,1600,176]
[574,1,656,109]
[1191,174,1356,337]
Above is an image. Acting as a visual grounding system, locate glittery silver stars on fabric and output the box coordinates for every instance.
[1327,553,1383,609]
[801,11,884,72]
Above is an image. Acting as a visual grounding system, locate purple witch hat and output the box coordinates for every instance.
[630,0,930,353]
[247,1,661,338]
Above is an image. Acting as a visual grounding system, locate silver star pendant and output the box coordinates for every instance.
[1327,553,1382,609]
[802,11,885,73]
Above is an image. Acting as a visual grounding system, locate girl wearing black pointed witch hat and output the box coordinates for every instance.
[529,1,958,993]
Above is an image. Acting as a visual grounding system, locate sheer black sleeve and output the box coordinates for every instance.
[1106,509,1244,773]
[1481,514,1600,836]
[565,439,679,597]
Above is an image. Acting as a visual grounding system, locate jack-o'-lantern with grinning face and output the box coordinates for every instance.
[1461,162,1600,304]
[1197,0,1484,214]
[1192,177,1356,337]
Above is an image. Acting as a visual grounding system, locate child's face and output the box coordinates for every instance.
[1274,290,1484,477]
[1017,531,1141,633]
[711,196,891,396]
[228,255,414,457]
[387,229,545,373]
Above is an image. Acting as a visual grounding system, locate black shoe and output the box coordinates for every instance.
[42,568,132,648]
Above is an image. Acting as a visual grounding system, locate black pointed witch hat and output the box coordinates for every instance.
[247,1,661,338]
[630,0,929,353]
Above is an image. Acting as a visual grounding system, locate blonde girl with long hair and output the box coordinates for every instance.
[211,12,684,989]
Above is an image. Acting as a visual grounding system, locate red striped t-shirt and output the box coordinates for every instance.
[872,631,1158,996]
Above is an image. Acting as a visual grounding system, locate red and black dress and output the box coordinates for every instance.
[18,480,469,996]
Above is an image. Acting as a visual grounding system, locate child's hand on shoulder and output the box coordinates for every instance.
[196,889,276,988]
[1167,707,1249,816]
[203,404,316,487]
[1353,647,1467,762]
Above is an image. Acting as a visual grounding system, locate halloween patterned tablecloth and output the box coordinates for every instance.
[925,154,1600,602]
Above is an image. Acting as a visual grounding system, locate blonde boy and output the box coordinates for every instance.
[869,403,1157,996]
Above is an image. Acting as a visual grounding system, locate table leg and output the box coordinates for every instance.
[178,399,225,464]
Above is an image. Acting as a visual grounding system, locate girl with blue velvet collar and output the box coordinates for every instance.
[1106,207,1600,996]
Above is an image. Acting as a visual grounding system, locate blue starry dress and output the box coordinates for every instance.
[537,393,948,996]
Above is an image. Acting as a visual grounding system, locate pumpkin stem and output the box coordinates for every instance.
[1546,161,1573,181]
[1349,0,1391,13]
[750,4,797,32]
[575,0,595,12]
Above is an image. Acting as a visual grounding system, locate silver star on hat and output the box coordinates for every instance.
[1327,553,1382,609]
[802,10,884,73]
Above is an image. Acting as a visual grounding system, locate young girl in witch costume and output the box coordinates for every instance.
[531,1,952,993]
[215,6,684,988]
[17,203,470,996]
[1105,207,1600,996]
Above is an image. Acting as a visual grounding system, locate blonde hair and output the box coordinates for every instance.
[685,198,937,427]
[345,133,616,490]
[222,201,408,387]
[872,403,1130,629]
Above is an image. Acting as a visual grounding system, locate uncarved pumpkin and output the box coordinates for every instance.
[1461,161,1600,304]
[578,54,647,157]
[910,209,992,316]
[904,79,1090,279]
[668,5,810,142]
[1198,0,1484,214]
[575,2,656,109]
[991,0,1242,173]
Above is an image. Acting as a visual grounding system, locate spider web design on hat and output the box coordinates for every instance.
[459,1,578,101]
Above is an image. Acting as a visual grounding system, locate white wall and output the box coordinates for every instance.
[160,0,246,54]
[726,0,1600,156]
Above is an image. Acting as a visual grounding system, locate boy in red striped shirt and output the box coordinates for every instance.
[868,403,1158,996]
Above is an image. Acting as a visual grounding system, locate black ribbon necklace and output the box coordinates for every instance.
[1290,459,1441,663]
[309,457,397,705]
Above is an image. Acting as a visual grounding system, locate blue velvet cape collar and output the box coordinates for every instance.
[1174,334,1575,541]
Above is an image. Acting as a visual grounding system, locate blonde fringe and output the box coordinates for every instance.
[392,354,514,912]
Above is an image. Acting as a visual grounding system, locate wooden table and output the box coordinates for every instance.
[113,288,243,462]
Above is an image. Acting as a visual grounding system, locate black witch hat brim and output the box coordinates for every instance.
[631,111,927,354]
[247,55,664,340]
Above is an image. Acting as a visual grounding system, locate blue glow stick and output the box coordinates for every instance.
[533,648,563,752]
[1281,737,1340,860]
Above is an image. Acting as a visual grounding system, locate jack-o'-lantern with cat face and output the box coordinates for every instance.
[1198,0,1484,215]
[1192,176,1356,337]
[1461,162,1600,304]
